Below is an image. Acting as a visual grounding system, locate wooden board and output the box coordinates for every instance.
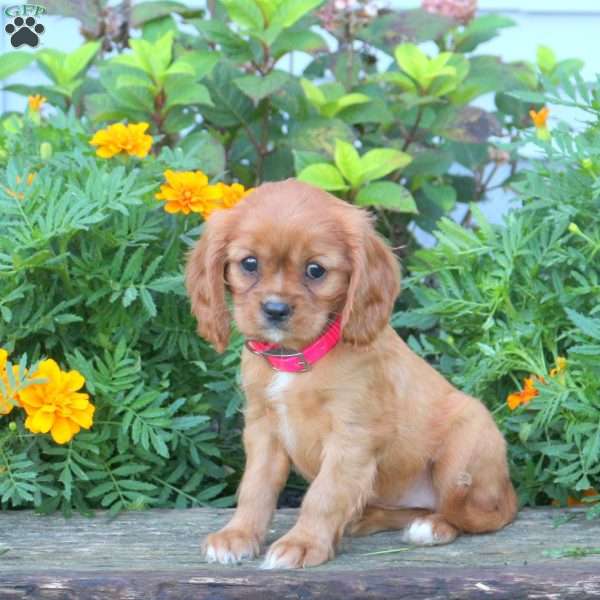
[1,508,599,598]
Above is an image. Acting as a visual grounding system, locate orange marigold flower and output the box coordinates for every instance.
[18,359,95,445]
[529,106,549,128]
[155,169,223,216]
[1,172,36,201]
[28,95,46,112]
[90,122,153,159]
[0,348,19,416]
[567,488,599,507]
[507,376,540,411]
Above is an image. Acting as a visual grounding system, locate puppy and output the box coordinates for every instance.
[185,179,517,569]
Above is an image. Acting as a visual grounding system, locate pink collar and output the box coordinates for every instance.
[245,317,342,373]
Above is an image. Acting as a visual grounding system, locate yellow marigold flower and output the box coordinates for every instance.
[28,95,46,112]
[0,348,19,416]
[507,376,541,411]
[17,173,36,186]
[529,106,549,128]
[155,169,222,216]
[550,356,567,377]
[208,182,252,216]
[19,359,95,445]
[89,122,153,159]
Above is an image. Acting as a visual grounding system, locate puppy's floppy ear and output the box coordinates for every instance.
[185,210,232,352]
[341,210,401,346]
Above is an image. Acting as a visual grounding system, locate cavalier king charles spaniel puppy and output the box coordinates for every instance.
[185,179,517,569]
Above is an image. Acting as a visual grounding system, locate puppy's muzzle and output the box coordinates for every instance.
[261,300,292,325]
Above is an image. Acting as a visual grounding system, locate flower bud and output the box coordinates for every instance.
[8,421,16,431]
[40,142,53,160]
[568,222,582,235]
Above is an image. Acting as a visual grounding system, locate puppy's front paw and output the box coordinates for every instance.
[261,532,333,569]
[203,528,260,565]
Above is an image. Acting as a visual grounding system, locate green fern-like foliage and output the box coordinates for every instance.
[0,109,242,514]
[397,76,600,516]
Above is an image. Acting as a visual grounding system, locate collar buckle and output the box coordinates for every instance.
[245,341,311,373]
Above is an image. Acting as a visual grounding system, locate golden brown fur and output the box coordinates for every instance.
[185,179,517,569]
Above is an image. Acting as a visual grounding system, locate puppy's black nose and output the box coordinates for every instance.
[262,300,292,322]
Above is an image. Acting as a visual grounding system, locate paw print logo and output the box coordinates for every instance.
[5,16,45,48]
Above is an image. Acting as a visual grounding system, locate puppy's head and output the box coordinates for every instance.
[185,179,400,352]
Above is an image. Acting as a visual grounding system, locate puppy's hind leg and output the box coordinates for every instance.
[432,398,518,536]
[348,506,432,537]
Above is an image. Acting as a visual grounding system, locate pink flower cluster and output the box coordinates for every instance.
[421,0,477,24]
[317,0,387,31]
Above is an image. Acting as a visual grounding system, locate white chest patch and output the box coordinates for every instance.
[266,372,295,451]
[266,371,294,400]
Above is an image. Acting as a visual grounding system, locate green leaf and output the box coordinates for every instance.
[123,286,139,308]
[423,182,456,211]
[165,80,212,110]
[505,90,547,104]
[293,150,327,174]
[220,0,264,31]
[395,43,429,84]
[193,20,253,63]
[178,130,226,176]
[0,51,35,80]
[132,1,190,26]
[334,139,361,188]
[300,78,326,107]
[270,0,324,29]
[234,70,290,102]
[254,0,279,20]
[127,32,174,84]
[288,117,354,155]
[115,72,155,92]
[202,62,255,128]
[36,50,67,85]
[360,148,412,183]
[454,14,515,53]
[360,9,454,50]
[271,30,327,58]
[537,45,557,74]
[356,182,417,213]
[63,42,101,81]
[140,288,157,318]
[322,93,370,118]
[297,163,348,191]
[566,309,600,341]
[173,51,219,80]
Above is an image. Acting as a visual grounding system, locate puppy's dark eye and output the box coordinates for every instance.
[305,262,326,280]
[241,256,258,273]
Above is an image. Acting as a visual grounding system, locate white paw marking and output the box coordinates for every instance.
[403,519,437,546]
[204,543,245,565]
[205,545,217,563]
[260,548,294,570]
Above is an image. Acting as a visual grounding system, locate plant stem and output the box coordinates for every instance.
[402,106,424,152]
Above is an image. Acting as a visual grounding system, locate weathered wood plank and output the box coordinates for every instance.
[1,508,599,598]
